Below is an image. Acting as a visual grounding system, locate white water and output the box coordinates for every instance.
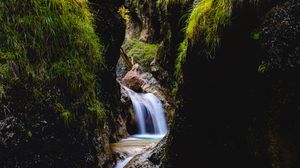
[124,87,168,136]
[113,87,168,168]
[114,157,133,168]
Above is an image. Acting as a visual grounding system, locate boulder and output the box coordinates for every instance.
[124,135,168,168]
[121,64,145,92]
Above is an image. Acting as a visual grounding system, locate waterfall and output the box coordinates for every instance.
[124,87,168,136]
[113,86,168,168]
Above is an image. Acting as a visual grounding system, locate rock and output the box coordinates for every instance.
[141,72,168,104]
[120,85,132,104]
[116,57,129,81]
[124,135,168,168]
[261,0,300,71]
[121,64,145,92]
[125,0,160,43]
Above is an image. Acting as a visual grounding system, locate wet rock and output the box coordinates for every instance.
[116,57,129,81]
[121,64,145,92]
[141,72,174,122]
[124,135,168,168]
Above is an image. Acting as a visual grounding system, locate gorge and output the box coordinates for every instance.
[1,0,300,168]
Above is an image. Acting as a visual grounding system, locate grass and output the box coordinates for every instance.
[118,6,130,22]
[173,0,233,94]
[251,31,261,40]
[174,39,188,84]
[53,103,73,125]
[172,38,188,96]
[258,63,267,73]
[124,39,159,69]
[186,0,232,52]
[0,0,106,124]
[0,84,4,98]
[0,63,9,78]
[156,0,189,9]
[27,131,33,138]
[88,100,107,124]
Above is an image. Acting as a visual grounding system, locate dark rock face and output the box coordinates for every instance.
[90,1,132,167]
[154,1,193,87]
[90,0,129,144]
[261,0,300,70]
[165,0,300,168]
[0,74,102,168]
[125,0,161,42]
[257,1,300,167]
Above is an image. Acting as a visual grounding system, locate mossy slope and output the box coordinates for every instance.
[0,0,109,167]
[174,0,232,94]
[123,38,159,70]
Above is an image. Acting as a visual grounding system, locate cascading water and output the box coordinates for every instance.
[124,86,168,136]
[113,86,168,168]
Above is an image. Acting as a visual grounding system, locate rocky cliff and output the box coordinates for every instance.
[0,0,125,167]
[168,0,300,167]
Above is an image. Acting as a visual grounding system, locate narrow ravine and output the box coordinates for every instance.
[111,86,168,168]
[2,1,300,167]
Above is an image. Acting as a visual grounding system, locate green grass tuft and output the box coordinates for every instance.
[53,103,73,125]
[175,39,188,82]
[186,0,232,54]
[27,131,33,138]
[258,63,267,73]
[118,6,130,22]
[172,39,188,95]
[88,101,107,123]
[156,0,189,9]
[251,31,261,40]
[172,0,232,95]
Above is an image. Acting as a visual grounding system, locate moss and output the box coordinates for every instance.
[172,39,188,95]
[156,0,189,10]
[170,0,233,96]
[0,2,110,165]
[0,0,105,120]
[53,103,73,125]
[88,101,107,123]
[186,0,232,54]
[27,130,33,138]
[118,6,130,22]
[61,111,72,125]
[172,0,232,95]
[258,63,267,73]
[124,38,159,68]
[175,39,188,83]
[0,84,4,98]
[251,31,261,40]
[51,57,97,103]
[0,0,104,75]
[0,64,9,77]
